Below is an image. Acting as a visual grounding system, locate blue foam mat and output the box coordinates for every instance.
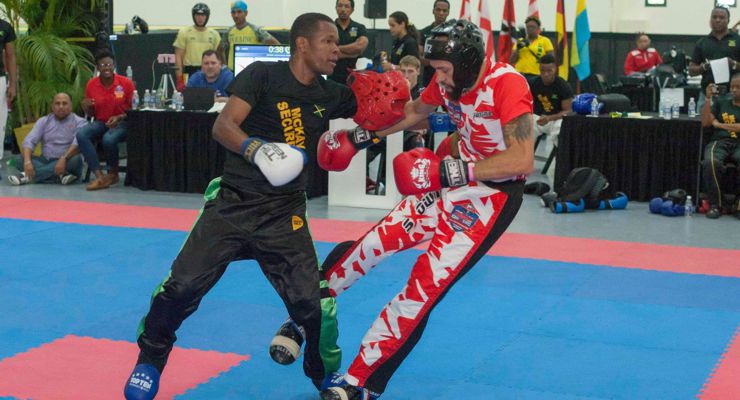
[1,219,739,399]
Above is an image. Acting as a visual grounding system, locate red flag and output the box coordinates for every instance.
[528,0,540,19]
[556,0,569,79]
[497,0,516,64]
[478,0,495,62]
[460,0,472,20]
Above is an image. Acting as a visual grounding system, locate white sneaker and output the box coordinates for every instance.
[8,173,29,186]
[60,174,77,185]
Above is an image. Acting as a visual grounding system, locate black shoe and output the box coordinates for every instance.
[706,207,721,219]
[320,384,380,400]
[269,318,305,365]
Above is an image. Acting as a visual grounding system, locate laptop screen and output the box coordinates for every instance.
[233,45,291,76]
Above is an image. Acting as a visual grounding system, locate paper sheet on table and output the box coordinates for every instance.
[208,102,226,113]
[660,87,684,107]
[710,57,731,84]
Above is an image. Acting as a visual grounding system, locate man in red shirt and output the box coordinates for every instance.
[308,19,534,400]
[77,49,134,190]
[624,33,663,75]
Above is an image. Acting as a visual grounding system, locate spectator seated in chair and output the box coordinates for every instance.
[531,54,573,182]
[700,77,740,219]
[7,93,87,186]
[76,49,135,191]
[186,49,234,102]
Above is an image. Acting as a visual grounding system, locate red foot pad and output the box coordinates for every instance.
[698,324,740,399]
[0,335,250,400]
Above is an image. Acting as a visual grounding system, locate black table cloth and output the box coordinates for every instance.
[608,86,701,113]
[125,110,328,197]
[555,114,703,201]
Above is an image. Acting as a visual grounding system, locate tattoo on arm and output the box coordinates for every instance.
[503,113,533,146]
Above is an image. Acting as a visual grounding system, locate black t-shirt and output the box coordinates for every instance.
[419,23,440,86]
[225,61,358,193]
[711,94,740,140]
[329,19,367,85]
[692,31,740,91]
[390,34,419,65]
[0,20,16,76]
[530,76,573,116]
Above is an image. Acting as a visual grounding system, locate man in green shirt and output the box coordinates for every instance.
[222,0,280,71]
[700,75,740,219]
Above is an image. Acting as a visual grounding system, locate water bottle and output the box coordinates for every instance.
[590,98,599,117]
[684,195,694,217]
[688,97,697,118]
[126,65,133,81]
[662,100,672,120]
[171,91,180,110]
[671,103,680,119]
[132,90,140,109]
[658,99,665,118]
[144,89,151,109]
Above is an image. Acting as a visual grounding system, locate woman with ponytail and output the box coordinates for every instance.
[387,11,420,67]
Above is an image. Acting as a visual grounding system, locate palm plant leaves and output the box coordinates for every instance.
[0,0,100,123]
[15,32,93,120]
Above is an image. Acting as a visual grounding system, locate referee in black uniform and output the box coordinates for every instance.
[124,12,358,399]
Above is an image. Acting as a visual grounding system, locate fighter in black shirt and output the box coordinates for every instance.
[124,13,358,399]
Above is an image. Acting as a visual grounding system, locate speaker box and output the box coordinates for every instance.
[364,0,387,19]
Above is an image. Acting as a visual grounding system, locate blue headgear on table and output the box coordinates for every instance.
[572,93,603,115]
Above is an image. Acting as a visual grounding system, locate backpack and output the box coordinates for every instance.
[556,167,611,209]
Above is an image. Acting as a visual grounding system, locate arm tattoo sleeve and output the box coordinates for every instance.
[502,113,534,146]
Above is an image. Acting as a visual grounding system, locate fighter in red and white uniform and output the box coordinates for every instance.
[272,19,535,400]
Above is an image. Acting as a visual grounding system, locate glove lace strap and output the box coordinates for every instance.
[242,137,264,163]
[350,128,380,150]
[441,159,470,188]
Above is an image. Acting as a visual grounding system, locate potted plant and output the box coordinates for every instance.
[0,0,100,131]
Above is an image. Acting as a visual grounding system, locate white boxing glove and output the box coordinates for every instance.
[241,137,307,186]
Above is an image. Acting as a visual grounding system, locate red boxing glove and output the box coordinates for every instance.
[176,75,186,92]
[393,148,473,195]
[317,128,380,171]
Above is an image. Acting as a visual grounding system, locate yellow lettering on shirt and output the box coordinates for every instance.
[722,112,736,124]
[537,94,554,114]
[277,103,305,149]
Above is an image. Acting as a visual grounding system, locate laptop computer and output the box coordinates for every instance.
[183,87,216,111]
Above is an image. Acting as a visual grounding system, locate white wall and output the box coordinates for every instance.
[114,0,725,35]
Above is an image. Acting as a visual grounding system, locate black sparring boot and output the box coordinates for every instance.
[269,318,305,365]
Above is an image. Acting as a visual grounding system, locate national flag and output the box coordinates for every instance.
[556,0,569,80]
[571,0,592,80]
[460,0,472,21]
[478,0,495,62]
[497,0,516,64]
[528,0,540,19]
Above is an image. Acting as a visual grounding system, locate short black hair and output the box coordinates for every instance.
[433,0,450,9]
[713,6,730,19]
[525,16,541,27]
[290,12,334,54]
[336,0,354,9]
[94,49,114,64]
[540,54,556,65]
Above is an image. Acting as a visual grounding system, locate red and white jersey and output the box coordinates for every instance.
[421,61,533,180]
[624,48,663,75]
